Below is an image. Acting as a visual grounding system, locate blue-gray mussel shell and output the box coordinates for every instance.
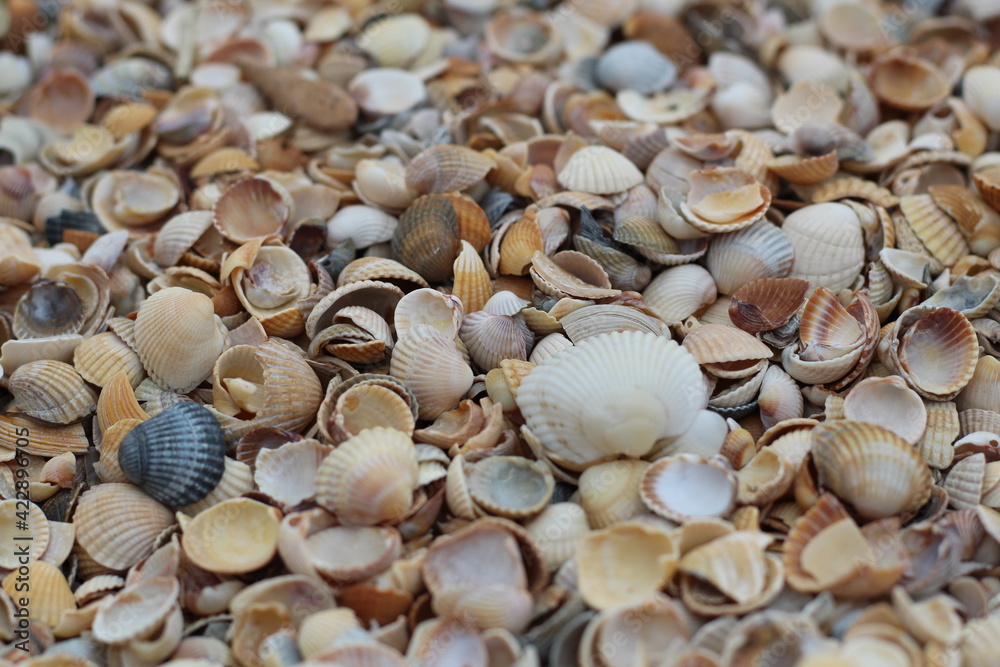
[118,402,227,507]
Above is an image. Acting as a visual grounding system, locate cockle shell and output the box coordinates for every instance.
[183,498,281,574]
[221,241,312,337]
[73,483,175,571]
[392,195,462,283]
[405,145,495,195]
[681,167,771,234]
[212,177,293,244]
[8,360,97,424]
[390,324,474,420]
[843,376,927,445]
[132,287,227,393]
[254,440,332,508]
[118,402,227,508]
[641,455,738,522]
[576,521,679,610]
[314,428,419,526]
[705,219,795,295]
[642,264,717,326]
[781,202,865,291]
[811,420,933,520]
[682,324,773,379]
[517,331,706,471]
[326,206,398,249]
[557,145,644,195]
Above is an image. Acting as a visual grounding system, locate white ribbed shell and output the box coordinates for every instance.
[516,331,706,470]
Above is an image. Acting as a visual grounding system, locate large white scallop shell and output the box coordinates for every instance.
[516,331,707,471]
[781,202,865,292]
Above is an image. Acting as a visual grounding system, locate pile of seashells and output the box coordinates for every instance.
[7,0,1000,664]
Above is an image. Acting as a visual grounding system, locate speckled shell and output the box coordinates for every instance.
[118,402,227,508]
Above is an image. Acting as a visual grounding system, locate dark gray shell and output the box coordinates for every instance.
[118,402,227,508]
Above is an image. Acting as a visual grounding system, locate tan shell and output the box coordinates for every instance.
[73,483,174,571]
[529,251,620,299]
[212,177,293,244]
[811,420,933,520]
[183,498,281,574]
[705,220,794,296]
[870,48,950,111]
[132,287,227,393]
[221,241,312,337]
[73,331,147,389]
[576,521,679,610]
[8,360,97,424]
[314,428,419,526]
[253,440,333,508]
[843,376,927,445]
[390,324,474,420]
[681,167,771,234]
[781,202,865,291]
[2,560,75,629]
[405,145,495,195]
[682,324,773,379]
[466,456,555,519]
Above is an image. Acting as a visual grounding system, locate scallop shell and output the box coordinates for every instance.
[811,420,933,520]
[13,281,86,339]
[466,456,554,520]
[843,376,927,445]
[349,68,426,116]
[517,331,706,470]
[2,560,75,630]
[73,483,175,571]
[326,206,398,249]
[528,250,620,299]
[879,248,931,289]
[899,194,969,267]
[525,503,590,570]
[917,401,959,470]
[576,521,679,610]
[641,455,737,523]
[8,360,97,425]
[705,220,795,295]
[315,428,419,526]
[390,324,474,420]
[405,145,495,195]
[322,383,416,443]
[132,287,227,393]
[183,498,281,574]
[484,10,561,65]
[0,500,48,569]
[118,402,227,508]
[452,240,494,314]
[963,65,1000,131]
[394,288,464,341]
[781,202,865,291]
[957,355,1000,413]
[557,145,644,195]
[677,531,779,613]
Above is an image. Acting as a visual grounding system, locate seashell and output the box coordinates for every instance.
[943,453,987,510]
[843,376,927,445]
[576,521,679,610]
[321,382,416,443]
[915,401,959,470]
[529,250,620,299]
[706,220,795,295]
[0,223,40,286]
[315,428,419,526]
[235,60,357,132]
[406,145,495,195]
[485,10,561,65]
[349,69,426,116]
[729,277,809,334]
[525,503,590,570]
[211,177,293,245]
[879,306,979,400]
[641,455,737,522]
[2,560,75,630]
[560,304,666,343]
[811,420,933,520]
[452,241,494,314]
[394,288,464,341]
[792,121,873,162]
[182,457,255,515]
[8,360,97,425]
[460,311,532,371]
[118,402,227,508]
[326,206,397,250]
[496,212,544,277]
[577,459,650,528]
[781,203,865,292]
[682,324,773,379]
[392,194,462,283]
[183,498,281,574]
[153,212,214,268]
[771,82,843,135]
[879,248,931,289]
[352,159,415,214]
[391,324,474,420]
[778,44,849,91]
[819,2,889,52]
[899,194,969,267]
[642,264,716,326]
[557,145,644,195]
[210,339,323,440]
[956,355,1000,414]
[0,500,48,569]
[677,531,780,614]
[595,41,676,94]
[253,440,332,508]
[222,241,312,338]
[870,49,949,111]
[133,287,227,393]
[73,483,174,571]
[517,331,706,470]
[466,456,554,519]
[783,494,905,597]
[962,66,1000,131]
[12,280,87,340]
[681,167,771,234]
[767,151,839,185]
